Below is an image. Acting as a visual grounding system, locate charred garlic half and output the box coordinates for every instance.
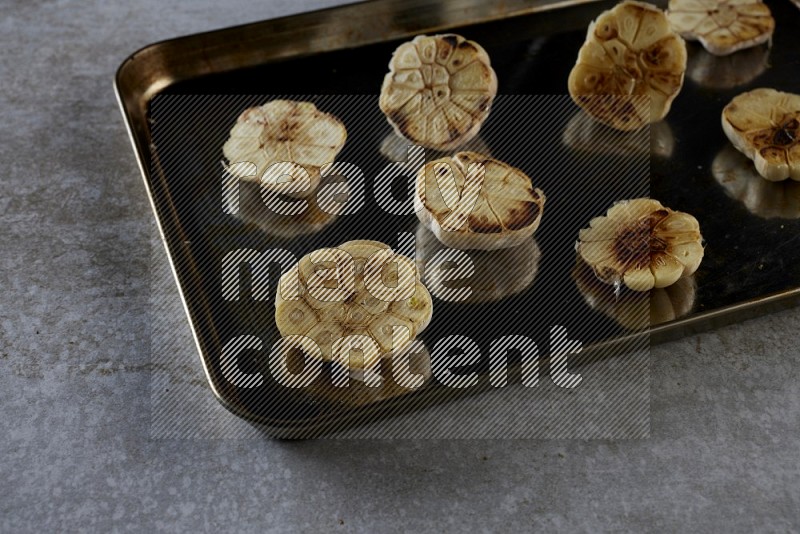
[414,152,546,250]
[275,241,433,372]
[722,88,800,182]
[223,100,347,198]
[379,34,498,151]
[667,0,774,56]
[577,198,703,292]
[568,1,687,131]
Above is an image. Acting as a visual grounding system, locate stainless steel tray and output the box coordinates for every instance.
[116,0,800,437]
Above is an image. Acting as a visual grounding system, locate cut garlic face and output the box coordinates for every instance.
[414,152,546,250]
[573,257,696,330]
[379,34,498,151]
[722,88,800,182]
[667,0,774,56]
[222,100,347,198]
[415,223,541,303]
[568,1,687,131]
[275,241,433,370]
[713,144,800,219]
[577,198,703,292]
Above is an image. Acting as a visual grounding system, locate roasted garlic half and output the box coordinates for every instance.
[577,198,703,291]
[568,1,687,131]
[415,152,546,250]
[223,100,347,198]
[275,241,433,372]
[722,88,800,182]
[379,34,498,151]
[667,0,774,56]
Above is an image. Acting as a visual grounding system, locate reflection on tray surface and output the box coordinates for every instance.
[573,257,696,331]
[713,144,800,220]
[562,111,674,159]
[380,130,493,162]
[415,223,541,304]
[301,342,432,410]
[231,174,351,239]
[686,43,769,90]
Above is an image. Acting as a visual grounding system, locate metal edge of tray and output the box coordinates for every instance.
[114,0,800,437]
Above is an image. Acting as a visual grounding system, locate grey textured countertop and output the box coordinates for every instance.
[1,0,799,531]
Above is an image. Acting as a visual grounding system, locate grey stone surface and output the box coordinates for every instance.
[0,0,798,531]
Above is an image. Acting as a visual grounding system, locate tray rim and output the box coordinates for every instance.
[114,0,800,437]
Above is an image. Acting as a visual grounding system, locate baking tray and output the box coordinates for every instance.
[116,0,800,437]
